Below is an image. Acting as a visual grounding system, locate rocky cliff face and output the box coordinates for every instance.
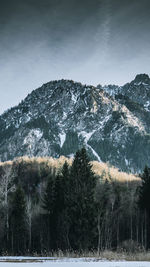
[1,75,150,172]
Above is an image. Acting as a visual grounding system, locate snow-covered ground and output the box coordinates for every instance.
[0,258,149,267]
[0,263,150,267]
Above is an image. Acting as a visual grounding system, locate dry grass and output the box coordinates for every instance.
[0,156,140,182]
[98,250,150,261]
[1,250,150,261]
[92,161,140,182]
[48,250,150,261]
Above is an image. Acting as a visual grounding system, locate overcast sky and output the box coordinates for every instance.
[0,0,150,114]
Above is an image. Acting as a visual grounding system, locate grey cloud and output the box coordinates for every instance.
[0,0,150,113]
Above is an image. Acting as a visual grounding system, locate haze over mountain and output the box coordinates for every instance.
[0,74,150,173]
[0,0,150,114]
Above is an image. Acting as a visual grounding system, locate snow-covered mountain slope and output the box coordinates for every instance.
[1,76,150,172]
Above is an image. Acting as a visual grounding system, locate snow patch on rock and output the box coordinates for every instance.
[80,130,95,142]
[144,101,150,111]
[23,129,43,145]
[59,133,66,147]
[80,131,102,162]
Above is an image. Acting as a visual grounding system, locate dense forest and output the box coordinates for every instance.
[0,148,149,255]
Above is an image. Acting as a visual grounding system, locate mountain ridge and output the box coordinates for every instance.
[1,74,150,172]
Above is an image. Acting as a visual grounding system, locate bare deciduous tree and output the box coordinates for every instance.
[0,164,15,243]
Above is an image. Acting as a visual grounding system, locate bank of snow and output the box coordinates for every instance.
[0,257,149,267]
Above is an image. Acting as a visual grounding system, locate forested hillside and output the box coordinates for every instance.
[0,148,148,255]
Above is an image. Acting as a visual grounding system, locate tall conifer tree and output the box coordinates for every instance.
[69,148,97,250]
[42,174,56,250]
[10,186,27,254]
[139,166,150,213]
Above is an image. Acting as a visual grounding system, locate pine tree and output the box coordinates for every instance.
[47,163,71,250]
[69,148,97,250]
[138,166,150,248]
[42,174,56,215]
[138,166,150,213]
[56,161,71,249]
[61,161,70,200]
[10,186,27,254]
[95,178,112,252]
[42,174,56,250]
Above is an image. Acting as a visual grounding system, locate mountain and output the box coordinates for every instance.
[0,75,150,172]
[100,74,150,110]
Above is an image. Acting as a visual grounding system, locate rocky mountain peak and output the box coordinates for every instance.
[25,79,95,108]
[133,74,150,84]
[41,79,88,94]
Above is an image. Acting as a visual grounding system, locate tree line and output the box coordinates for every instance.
[0,148,149,255]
